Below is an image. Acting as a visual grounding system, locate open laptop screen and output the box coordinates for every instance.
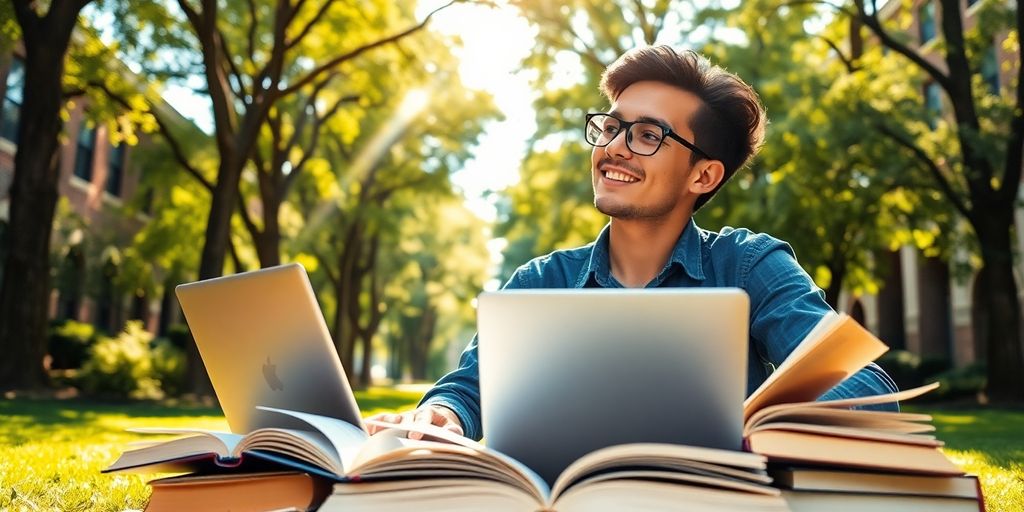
[477,288,748,485]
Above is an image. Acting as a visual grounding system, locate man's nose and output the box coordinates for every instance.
[604,129,632,158]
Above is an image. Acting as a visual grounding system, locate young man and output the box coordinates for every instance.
[369,46,898,441]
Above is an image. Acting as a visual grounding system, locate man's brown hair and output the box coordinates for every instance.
[599,46,766,211]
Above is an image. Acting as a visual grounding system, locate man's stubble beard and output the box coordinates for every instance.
[594,195,677,220]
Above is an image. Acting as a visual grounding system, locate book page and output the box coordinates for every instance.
[240,427,345,473]
[256,406,368,471]
[363,420,550,502]
[566,469,780,496]
[550,443,768,499]
[746,422,942,446]
[104,432,241,472]
[745,381,939,431]
[745,409,935,436]
[127,427,243,454]
[743,314,888,420]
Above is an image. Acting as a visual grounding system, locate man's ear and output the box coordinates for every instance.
[688,160,726,195]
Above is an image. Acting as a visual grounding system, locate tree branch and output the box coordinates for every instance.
[283,93,358,196]
[280,0,456,96]
[817,34,857,72]
[236,190,261,238]
[246,0,258,62]
[215,26,250,105]
[286,0,336,51]
[85,80,214,192]
[851,0,954,94]
[875,122,972,220]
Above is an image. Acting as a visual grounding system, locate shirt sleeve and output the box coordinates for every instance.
[743,237,900,411]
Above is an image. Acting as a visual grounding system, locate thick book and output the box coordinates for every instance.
[740,312,963,475]
[781,490,983,512]
[144,471,332,512]
[770,467,983,499]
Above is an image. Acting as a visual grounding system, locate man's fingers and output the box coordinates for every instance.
[442,422,464,437]
[366,406,463,441]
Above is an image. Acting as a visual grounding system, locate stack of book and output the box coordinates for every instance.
[104,313,983,511]
[740,313,985,511]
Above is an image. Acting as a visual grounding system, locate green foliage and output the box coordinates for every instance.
[930,362,988,400]
[76,321,184,400]
[47,320,98,370]
[0,0,19,53]
[148,338,186,397]
[877,350,985,400]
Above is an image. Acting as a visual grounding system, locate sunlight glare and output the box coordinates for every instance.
[418,0,538,222]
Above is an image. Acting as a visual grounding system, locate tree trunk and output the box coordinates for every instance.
[253,194,282,268]
[876,249,906,350]
[410,305,437,381]
[358,332,373,389]
[972,216,1024,402]
[0,1,90,390]
[185,156,245,395]
[823,257,846,310]
[916,255,952,364]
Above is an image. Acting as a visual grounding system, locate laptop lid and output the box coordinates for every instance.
[477,288,748,485]
[175,263,364,434]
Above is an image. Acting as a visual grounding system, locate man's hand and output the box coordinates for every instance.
[366,404,464,440]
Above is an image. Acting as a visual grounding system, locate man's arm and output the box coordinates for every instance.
[417,334,484,440]
[743,236,899,410]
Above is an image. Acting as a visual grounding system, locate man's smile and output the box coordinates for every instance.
[603,169,639,183]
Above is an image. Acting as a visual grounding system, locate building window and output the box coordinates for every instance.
[73,124,97,182]
[919,1,936,44]
[981,46,999,94]
[1,57,25,144]
[107,143,125,196]
[925,82,943,129]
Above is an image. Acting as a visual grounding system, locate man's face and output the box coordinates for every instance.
[591,81,705,221]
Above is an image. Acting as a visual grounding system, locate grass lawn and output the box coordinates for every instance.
[1,393,1021,511]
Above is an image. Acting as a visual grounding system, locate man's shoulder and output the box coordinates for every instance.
[701,225,789,255]
[508,244,594,288]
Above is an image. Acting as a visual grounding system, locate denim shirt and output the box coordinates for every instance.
[421,219,900,441]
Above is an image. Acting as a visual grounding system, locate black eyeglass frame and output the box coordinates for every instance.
[585,112,713,160]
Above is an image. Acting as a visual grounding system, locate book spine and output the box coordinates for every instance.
[973,476,986,512]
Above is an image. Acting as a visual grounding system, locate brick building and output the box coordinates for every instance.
[0,45,187,337]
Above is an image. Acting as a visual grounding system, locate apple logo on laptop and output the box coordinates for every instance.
[263,356,284,391]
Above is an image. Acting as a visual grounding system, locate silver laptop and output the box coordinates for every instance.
[477,288,749,485]
[176,263,364,434]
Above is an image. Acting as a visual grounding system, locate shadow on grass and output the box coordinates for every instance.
[909,405,1024,471]
[0,387,424,445]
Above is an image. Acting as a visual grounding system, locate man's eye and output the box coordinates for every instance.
[640,130,661,142]
[604,125,620,134]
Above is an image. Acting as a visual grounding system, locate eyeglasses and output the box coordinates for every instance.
[584,113,712,159]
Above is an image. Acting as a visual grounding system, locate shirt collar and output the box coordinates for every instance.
[574,218,706,288]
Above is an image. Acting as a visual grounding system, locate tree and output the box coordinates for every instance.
[385,197,490,381]
[294,64,498,386]
[0,0,94,390]
[812,0,1024,400]
[699,1,962,312]
[104,0,459,392]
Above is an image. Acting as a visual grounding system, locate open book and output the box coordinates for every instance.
[741,312,961,475]
[106,407,787,511]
